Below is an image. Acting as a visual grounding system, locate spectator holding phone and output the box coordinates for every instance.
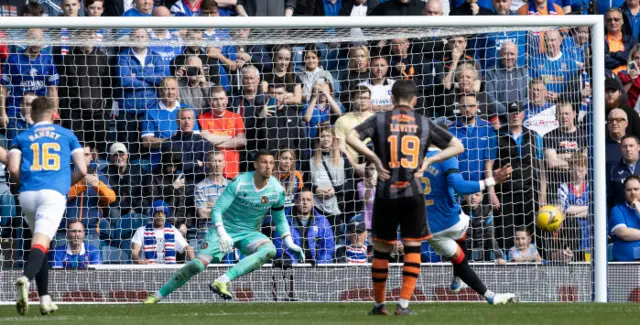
[177,56,214,116]
[620,44,640,109]
[303,79,344,138]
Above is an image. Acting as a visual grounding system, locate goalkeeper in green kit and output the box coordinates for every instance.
[144,150,305,303]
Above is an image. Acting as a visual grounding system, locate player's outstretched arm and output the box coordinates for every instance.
[447,165,512,195]
[271,193,305,262]
[71,151,88,185]
[210,180,238,254]
[7,149,21,185]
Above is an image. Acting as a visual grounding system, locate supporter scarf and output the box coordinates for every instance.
[143,222,176,264]
[527,0,557,15]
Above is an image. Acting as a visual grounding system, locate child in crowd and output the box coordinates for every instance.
[508,227,542,263]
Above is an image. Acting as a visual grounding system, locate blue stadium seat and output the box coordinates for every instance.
[111,214,147,247]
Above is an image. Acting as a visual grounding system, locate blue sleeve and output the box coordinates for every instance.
[447,171,482,195]
[309,108,322,127]
[317,217,335,264]
[141,113,156,136]
[89,246,102,265]
[223,45,237,61]
[117,56,150,88]
[45,58,60,86]
[0,59,10,85]
[141,54,167,86]
[535,134,544,160]
[50,248,64,268]
[609,206,626,235]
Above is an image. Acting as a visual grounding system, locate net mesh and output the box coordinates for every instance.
[0,23,600,303]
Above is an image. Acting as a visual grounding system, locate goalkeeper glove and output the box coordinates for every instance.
[215,223,234,254]
[284,235,305,263]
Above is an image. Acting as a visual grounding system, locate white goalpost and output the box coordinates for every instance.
[0,15,607,303]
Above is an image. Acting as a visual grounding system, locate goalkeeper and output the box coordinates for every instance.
[144,150,304,303]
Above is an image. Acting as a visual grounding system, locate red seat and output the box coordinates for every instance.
[109,290,148,302]
[339,288,374,301]
[558,285,578,302]
[234,287,255,302]
[62,290,105,302]
[628,287,640,303]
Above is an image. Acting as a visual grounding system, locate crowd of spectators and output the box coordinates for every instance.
[0,0,638,267]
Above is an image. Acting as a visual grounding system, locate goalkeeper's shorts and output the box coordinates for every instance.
[196,230,271,263]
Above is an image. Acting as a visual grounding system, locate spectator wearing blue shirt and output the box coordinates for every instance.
[303,79,344,138]
[485,42,528,114]
[115,28,168,156]
[149,7,183,66]
[609,135,640,211]
[201,1,242,92]
[562,26,589,68]
[273,188,335,264]
[449,93,498,182]
[50,219,102,269]
[610,175,640,261]
[621,0,640,39]
[122,0,153,16]
[450,0,494,15]
[142,77,199,165]
[171,0,203,16]
[528,30,582,102]
[1,28,59,140]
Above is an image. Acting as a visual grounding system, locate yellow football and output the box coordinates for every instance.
[536,205,564,232]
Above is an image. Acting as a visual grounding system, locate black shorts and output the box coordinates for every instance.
[371,194,430,243]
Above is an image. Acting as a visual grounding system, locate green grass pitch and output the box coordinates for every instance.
[0,303,638,325]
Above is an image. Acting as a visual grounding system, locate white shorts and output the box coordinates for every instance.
[19,190,67,240]
[428,213,470,258]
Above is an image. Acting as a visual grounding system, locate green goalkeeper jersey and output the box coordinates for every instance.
[210,172,290,236]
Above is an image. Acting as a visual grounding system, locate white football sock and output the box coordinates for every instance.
[216,274,230,283]
[399,299,409,309]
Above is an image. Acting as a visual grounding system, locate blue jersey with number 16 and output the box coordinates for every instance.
[10,122,82,196]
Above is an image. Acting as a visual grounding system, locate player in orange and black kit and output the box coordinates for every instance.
[347,80,464,316]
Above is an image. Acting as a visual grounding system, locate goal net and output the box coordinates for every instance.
[0,16,609,303]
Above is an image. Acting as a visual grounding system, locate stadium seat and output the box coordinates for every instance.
[62,290,106,302]
[130,159,151,174]
[558,285,578,302]
[109,290,148,302]
[628,288,640,302]
[111,213,147,246]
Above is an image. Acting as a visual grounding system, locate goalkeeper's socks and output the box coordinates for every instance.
[216,274,230,284]
[399,246,421,302]
[371,250,390,304]
[158,259,206,298]
[451,248,487,296]
[24,244,47,281]
[484,290,495,300]
[35,253,50,296]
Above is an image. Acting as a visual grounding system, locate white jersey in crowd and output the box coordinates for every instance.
[358,79,395,107]
[131,226,188,263]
